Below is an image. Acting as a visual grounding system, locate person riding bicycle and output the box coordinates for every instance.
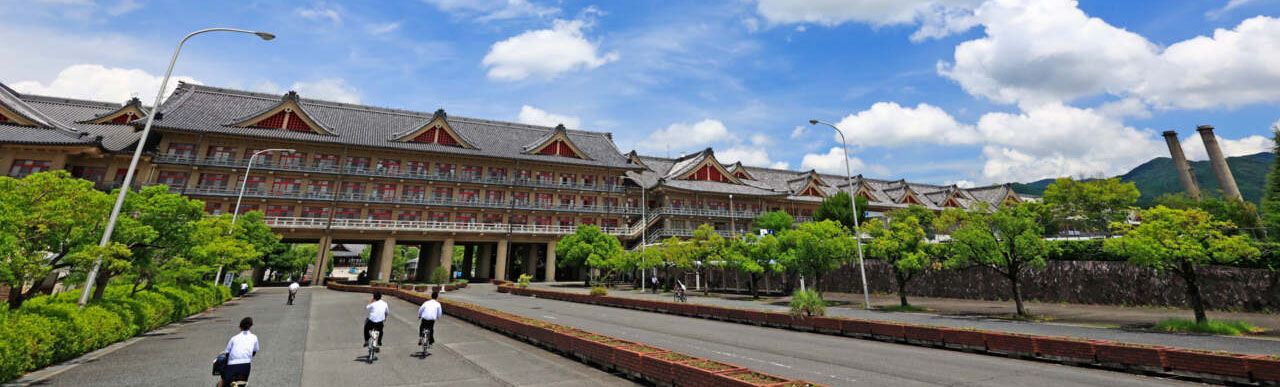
[219,317,258,387]
[364,292,389,348]
[287,281,300,305]
[675,280,687,302]
[417,289,442,347]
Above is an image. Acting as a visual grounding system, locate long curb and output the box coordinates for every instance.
[501,285,1280,386]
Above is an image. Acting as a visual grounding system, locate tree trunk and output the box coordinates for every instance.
[1181,261,1208,324]
[91,272,110,301]
[896,271,909,307]
[1008,271,1027,317]
[8,286,23,309]
[748,273,760,299]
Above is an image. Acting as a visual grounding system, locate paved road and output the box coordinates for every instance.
[30,287,634,387]
[454,284,1201,387]
[534,283,1280,356]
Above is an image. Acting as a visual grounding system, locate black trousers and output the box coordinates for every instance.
[363,319,384,346]
[418,319,436,345]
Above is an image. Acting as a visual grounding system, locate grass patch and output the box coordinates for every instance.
[1151,318,1263,336]
[877,304,929,312]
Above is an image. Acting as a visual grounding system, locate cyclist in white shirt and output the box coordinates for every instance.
[220,317,259,387]
[417,290,443,347]
[364,292,389,347]
[287,281,300,305]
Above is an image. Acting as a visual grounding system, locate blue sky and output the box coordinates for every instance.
[5,0,1280,186]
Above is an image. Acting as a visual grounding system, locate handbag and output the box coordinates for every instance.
[212,352,229,375]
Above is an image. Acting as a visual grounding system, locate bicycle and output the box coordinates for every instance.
[673,288,687,303]
[287,291,296,305]
[365,330,380,363]
[417,326,433,358]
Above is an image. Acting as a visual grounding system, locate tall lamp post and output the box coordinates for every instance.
[215,148,294,285]
[809,119,871,310]
[79,28,276,306]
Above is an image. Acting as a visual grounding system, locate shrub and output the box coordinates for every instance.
[589,286,608,296]
[230,278,253,296]
[430,266,450,285]
[789,289,826,317]
[517,274,533,288]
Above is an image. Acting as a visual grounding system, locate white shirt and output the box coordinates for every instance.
[288,283,300,292]
[418,299,442,320]
[224,331,259,365]
[240,283,248,290]
[366,300,389,323]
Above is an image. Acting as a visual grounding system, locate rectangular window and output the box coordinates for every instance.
[265,205,294,217]
[583,175,597,187]
[535,193,553,207]
[581,196,596,208]
[376,159,400,174]
[432,187,453,201]
[238,175,266,192]
[8,159,52,178]
[486,190,505,203]
[735,203,748,212]
[458,188,480,203]
[308,180,334,194]
[113,168,128,184]
[534,216,552,226]
[435,163,455,178]
[314,154,338,169]
[166,143,196,158]
[70,166,106,183]
[456,212,476,223]
[206,146,237,161]
[397,210,421,221]
[487,167,506,181]
[302,206,329,218]
[271,178,302,194]
[340,182,365,197]
[602,219,619,228]
[670,199,684,209]
[708,201,726,211]
[482,213,503,224]
[204,202,223,215]
[346,157,370,172]
[371,183,397,200]
[603,176,619,189]
[278,151,307,168]
[460,165,482,180]
[509,215,527,225]
[558,217,575,227]
[428,211,450,222]
[515,169,532,182]
[401,185,425,201]
[536,171,553,185]
[406,161,427,175]
[156,171,189,188]
[244,149,273,164]
[367,209,392,221]
[235,204,259,215]
[513,191,530,205]
[580,218,596,225]
[559,173,577,186]
[603,197,619,208]
[335,207,361,220]
[559,195,574,208]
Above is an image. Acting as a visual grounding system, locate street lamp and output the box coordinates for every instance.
[809,119,871,310]
[213,148,293,285]
[78,28,275,306]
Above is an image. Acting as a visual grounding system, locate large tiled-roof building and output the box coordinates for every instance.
[0,82,1027,284]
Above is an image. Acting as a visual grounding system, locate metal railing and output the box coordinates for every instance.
[261,216,632,236]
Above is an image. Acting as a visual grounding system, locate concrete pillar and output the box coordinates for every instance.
[423,242,442,282]
[476,244,493,279]
[524,244,538,276]
[545,240,557,282]
[366,242,385,281]
[414,242,434,281]
[376,237,396,281]
[311,235,332,286]
[440,239,455,281]
[1197,125,1243,201]
[494,240,509,281]
[462,245,475,278]
[1162,130,1201,201]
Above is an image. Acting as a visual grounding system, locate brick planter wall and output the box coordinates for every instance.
[1035,336,1095,364]
[1093,342,1168,372]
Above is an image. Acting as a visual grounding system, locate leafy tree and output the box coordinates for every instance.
[752,211,795,235]
[935,202,1053,317]
[186,214,265,285]
[390,246,418,281]
[813,192,868,231]
[1042,177,1139,233]
[1261,128,1280,237]
[556,225,625,286]
[430,266,450,284]
[0,171,113,308]
[267,244,318,281]
[786,220,856,294]
[1155,193,1260,229]
[683,224,744,296]
[862,212,933,307]
[1104,206,1259,323]
[737,233,786,299]
[888,205,937,237]
[114,185,205,295]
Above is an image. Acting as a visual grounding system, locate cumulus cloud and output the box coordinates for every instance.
[290,78,361,104]
[421,0,559,22]
[948,179,977,188]
[1206,0,1262,19]
[11,64,199,102]
[1180,134,1272,161]
[1135,16,1280,109]
[832,102,981,146]
[790,125,808,139]
[482,19,619,81]
[517,105,582,128]
[366,22,401,36]
[717,145,790,169]
[976,103,1163,182]
[754,0,982,41]
[801,147,891,176]
[641,119,733,151]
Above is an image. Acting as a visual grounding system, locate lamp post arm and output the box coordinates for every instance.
[812,120,871,310]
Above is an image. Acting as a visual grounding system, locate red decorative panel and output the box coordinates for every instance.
[556,141,575,156]
[734,170,750,179]
[538,142,559,155]
[109,112,139,124]
[436,129,460,146]
[412,127,437,143]
[903,195,920,205]
[0,114,9,123]
[253,111,287,129]
[285,112,313,132]
[945,198,960,208]
[689,165,729,182]
[801,186,823,197]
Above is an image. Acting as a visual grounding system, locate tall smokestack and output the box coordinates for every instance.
[1162,130,1201,201]
[1197,125,1243,201]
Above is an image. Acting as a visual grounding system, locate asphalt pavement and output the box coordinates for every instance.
[453,283,1204,387]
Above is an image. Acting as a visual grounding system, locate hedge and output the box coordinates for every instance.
[0,284,233,382]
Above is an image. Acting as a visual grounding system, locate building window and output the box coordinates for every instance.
[234,204,259,215]
[670,199,684,209]
[207,146,237,161]
[406,161,427,175]
[428,211,450,222]
[559,173,576,186]
[534,216,551,226]
[238,175,266,192]
[513,191,530,205]
[340,182,365,197]
[272,178,302,194]
[558,217,575,227]
[536,171,553,185]
[602,219,618,228]
[486,190,504,203]
[368,209,392,221]
[197,173,228,189]
[376,159,400,174]
[535,193,553,207]
[581,196,596,208]
[515,169,531,182]
[735,203,748,212]
[371,184,397,201]
[509,215,527,225]
[559,195,574,208]
[156,171,189,188]
[314,154,338,169]
[460,165,482,180]
[9,160,52,178]
[398,210,421,221]
[487,167,506,181]
[335,207,361,220]
[265,205,294,217]
[302,206,328,218]
[482,213,503,224]
[401,185,425,201]
[204,202,223,215]
[708,201,726,211]
[456,212,476,223]
[113,168,128,184]
[346,157,370,172]
[70,166,106,183]
[436,163,455,178]
[166,143,196,158]
[431,187,453,201]
[583,175,596,187]
[580,218,596,225]
[308,180,334,194]
[603,176,619,189]
[278,151,306,168]
[244,149,273,164]
[458,188,480,203]
[603,197,619,209]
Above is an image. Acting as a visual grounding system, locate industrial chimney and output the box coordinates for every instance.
[1162,130,1201,201]
[1197,125,1243,201]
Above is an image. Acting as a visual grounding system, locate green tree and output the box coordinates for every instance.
[183,215,260,286]
[738,233,786,299]
[813,192,868,231]
[114,185,205,295]
[1261,128,1280,237]
[752,211,795,235]
[888,205,937,238]
[1104,206,1259,323]
[683,224,743,296]
[862,211,933,308]
[267,244,318,281]
[556,225,625,286]
[390,246,418,281]
[1042,177,1139,233]
[1155,193,1260,229]
[786,220,855,295]
[935,202,1053,317]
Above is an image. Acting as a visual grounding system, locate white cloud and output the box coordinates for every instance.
[107,0,142,16]
[296,4,343,24]
[1207,0,1262,19]
[1096,97,1151,119]
[976,103,1163,182]
[641,119,733,151]
[832,102,981,146]
[482,19,619,81]
[11,64,199,102]
[948,179,977,188]
[749,134,772,146]
[1181,134,1272,161]
[770,161,790,169]
[366,22,401,36]
[1135,16,1280,109]
[801,147,891,176]
[422,0,559,22]
[290,78,361,104]
[754,0,982,41]
[717,145,788,169]
[790,125,808,139]
[517,105,582,129]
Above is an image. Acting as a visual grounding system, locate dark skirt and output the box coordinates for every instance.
[221,362,251,383]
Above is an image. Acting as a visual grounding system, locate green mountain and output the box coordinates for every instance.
[1011,152,1275,207]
